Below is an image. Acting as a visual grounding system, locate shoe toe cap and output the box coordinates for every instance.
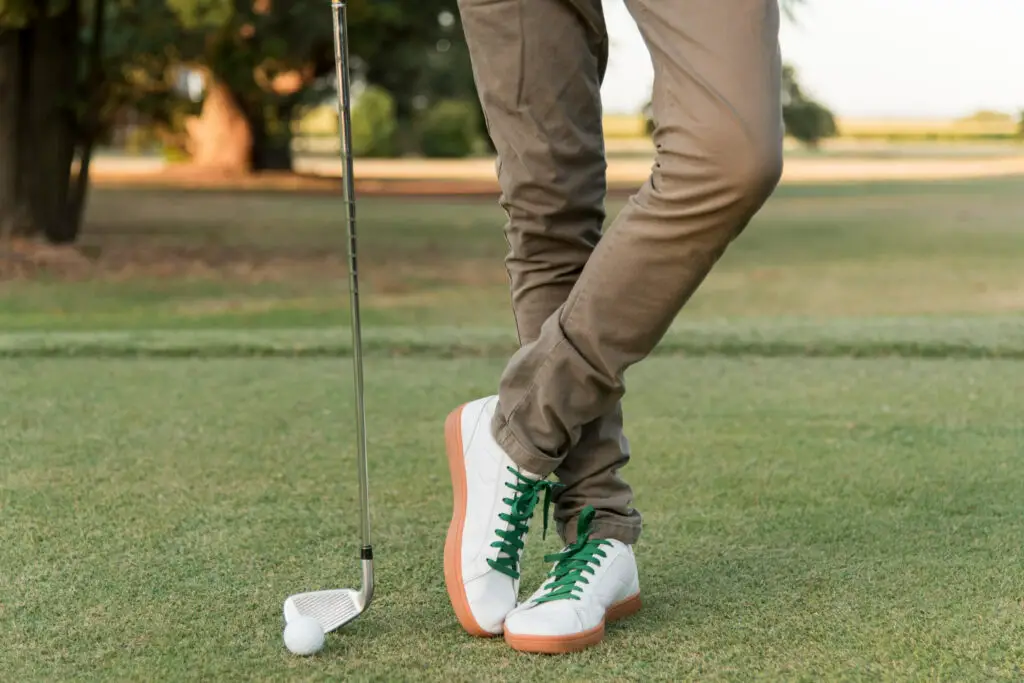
[505,602,585,637]
[464,574,516,634]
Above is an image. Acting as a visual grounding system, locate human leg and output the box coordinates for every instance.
[501,0,784,652]
[494,0,785,497]
[443,0,638,637]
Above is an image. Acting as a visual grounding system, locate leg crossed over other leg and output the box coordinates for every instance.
[445,0,784,653]
[460,0,643,548]
[443,0,640,640]
[494,0,784,478]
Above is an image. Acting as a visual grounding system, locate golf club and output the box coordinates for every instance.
[281,0,374,634]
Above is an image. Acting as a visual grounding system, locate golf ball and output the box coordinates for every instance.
[283,615,325,656]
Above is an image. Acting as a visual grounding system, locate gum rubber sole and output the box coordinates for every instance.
[503,593,642,654]
[443,404,496,638]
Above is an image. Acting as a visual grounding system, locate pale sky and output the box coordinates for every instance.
[601,0,1022,118]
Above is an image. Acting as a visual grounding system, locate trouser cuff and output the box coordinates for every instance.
[492,408,560,478]
[558,513,642,546]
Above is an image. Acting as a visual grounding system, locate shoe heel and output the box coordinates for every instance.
[443,405,497,638]
[607,593,642,623]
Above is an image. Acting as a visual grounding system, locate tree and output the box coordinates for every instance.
[0,0,482,244]
[417,98,480,158]
[344,0,487,154]
[784,100,836,149]
[169,0,478,170]
[350,86,398,158]
[347,1,466,121]
[782,64,837,149]
[779,3,838,149]
[1,0,185,243]
[167,0,337,172]
[0,22,21,237]
[1,0,84,242]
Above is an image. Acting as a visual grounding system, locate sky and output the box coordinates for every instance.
[600,0,1023,118]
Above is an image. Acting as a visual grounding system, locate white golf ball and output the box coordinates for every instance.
[283,615,325,656]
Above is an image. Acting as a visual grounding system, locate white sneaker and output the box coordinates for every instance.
[444,396,558,637]
[503,506,641,653]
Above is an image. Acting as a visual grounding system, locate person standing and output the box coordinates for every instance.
[443,0,784,654]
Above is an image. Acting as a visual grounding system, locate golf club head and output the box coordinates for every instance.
[284,588,364,633]
[283,557,374,633]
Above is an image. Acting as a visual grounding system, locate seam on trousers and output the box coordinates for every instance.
[501,212,525,346]
[557,233,600,332]
[514,0,526,109]
[556,224,616,368]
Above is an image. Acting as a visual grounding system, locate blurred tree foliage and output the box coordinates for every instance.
[0,0,824,245]
[168,0,481,169]
[351,85,398,158]
[1,0,187,242]
[417,98,480,158]
[782,64,838,149]
[165,0,336,172]
[0,0,482,244]
[348,0,487,155]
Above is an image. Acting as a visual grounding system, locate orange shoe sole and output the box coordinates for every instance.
[504,593,643,654]
[443,404,497,638]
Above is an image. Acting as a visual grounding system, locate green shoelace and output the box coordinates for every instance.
[534,505,611,604]
[487,468,561,580]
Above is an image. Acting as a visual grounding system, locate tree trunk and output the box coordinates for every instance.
[246,103,293,171]
[185,77,253,174]
[67,0,109,240]
[0,30,23,239]
[185,76,297,174]
[13,1,80,243]
[25,0,79,243]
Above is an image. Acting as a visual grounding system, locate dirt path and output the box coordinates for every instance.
[89,153,1024,196]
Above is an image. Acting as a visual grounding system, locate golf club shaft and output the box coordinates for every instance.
[331,0,372,555]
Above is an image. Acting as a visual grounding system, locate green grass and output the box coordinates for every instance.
[2,176,1023,331]
[2,314,1024,360]
[2,176,1023,679]
[2,356,1023,681]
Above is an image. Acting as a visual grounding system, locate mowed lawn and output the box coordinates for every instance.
[2,176,1024,680]
[2,176,1023,330]
[2,357,1022,681]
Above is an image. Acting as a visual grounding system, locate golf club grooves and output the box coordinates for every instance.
[292,593,360,632]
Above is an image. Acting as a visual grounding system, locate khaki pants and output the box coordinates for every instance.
[458,0,784,544]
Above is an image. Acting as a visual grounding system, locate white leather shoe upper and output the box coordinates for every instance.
[505,508,640,639]
[454,396,553,633]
